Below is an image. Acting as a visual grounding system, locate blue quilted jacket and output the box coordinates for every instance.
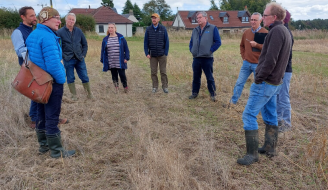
[26,24,66,84]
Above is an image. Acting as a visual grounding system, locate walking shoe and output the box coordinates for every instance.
[210,96,216,102]
[152,88,157,93]
[278,122,291,133]
[189,93,198,99]
[124,87,128,93]
[59,118,69,125]
[163,88,169,93]
[30,121,36,129]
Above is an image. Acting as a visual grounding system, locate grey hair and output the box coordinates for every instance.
[252,12,262,20]
[65,13,76,21]
[196,11,207,18]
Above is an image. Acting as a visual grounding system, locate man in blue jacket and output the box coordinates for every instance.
[57,13,92,100]
[11,6,67,129]
[189,11,221,102]
[26,7,75,158]
[144,13,170,93]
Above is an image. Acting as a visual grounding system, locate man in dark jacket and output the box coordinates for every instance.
[189,11,221,102]
[57,13,92,100]
[144,13,170,93]
[237,2,292,165]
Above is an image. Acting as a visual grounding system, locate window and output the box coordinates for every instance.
[242,17,249,22]
[210,15,214,20]
[99,25,104,33]
[223,16,228,23]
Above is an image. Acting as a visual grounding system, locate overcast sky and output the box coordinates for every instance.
[1,0,328,21]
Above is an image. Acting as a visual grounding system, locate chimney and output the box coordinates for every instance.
[129,9,133,15]
[89,5,90,9]
[244,5,248,11]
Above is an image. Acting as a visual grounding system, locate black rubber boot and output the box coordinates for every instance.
[258,124,278,158]
[36,129,49,154]
[47,133,76,158]
[237,130,259,165]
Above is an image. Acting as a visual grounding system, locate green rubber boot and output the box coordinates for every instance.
[47,133,76,158]
[67,83,78,101]
[237,130,259,165]
[82,82,94,99]
[258,124,279,158]
[36,129,49,154]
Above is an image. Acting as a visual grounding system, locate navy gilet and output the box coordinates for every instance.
[16,23,33,65]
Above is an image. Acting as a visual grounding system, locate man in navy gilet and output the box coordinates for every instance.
[144,13,170,93]
[11,6,37,129]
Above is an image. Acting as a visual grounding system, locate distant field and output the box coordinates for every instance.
[0,30,327,189]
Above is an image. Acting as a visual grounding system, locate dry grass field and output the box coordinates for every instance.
[0,29,328,189]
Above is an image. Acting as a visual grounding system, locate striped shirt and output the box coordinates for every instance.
[107,36,120,69]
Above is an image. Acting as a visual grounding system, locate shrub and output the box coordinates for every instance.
[0,7,21,29]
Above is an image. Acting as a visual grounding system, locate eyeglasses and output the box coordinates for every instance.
[263,14,273,18]
[52,16,61,21]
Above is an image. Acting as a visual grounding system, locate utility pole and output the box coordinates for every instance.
[37,3,47,8]
[177,7,179,30]
[50,0,53,7]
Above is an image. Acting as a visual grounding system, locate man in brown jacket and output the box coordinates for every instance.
[230,12,268,105]
[237,2,292,165]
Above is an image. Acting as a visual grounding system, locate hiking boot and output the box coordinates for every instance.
[30,121,36,129]
[237,130,259,165]
[124,87,128,93]
[163,88,169,93]
[59,118,69,125]
[152,88,157,93]
[258,124,279,158]
[189,93,198,99]
[210,96,216,102]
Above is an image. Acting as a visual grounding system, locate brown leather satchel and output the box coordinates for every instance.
[12,51,53,104]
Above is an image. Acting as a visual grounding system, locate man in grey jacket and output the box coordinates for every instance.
[57,13,93,100]
[237,2,292,165]
[189,11,221,102]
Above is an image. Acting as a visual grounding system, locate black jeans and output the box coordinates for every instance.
[36,83,63,135]
[110,68,127,88]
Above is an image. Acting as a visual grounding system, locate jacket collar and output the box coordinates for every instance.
[36,23,59,37]
[269,21,283,31]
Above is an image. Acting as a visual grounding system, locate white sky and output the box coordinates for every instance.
[1,0,328,21]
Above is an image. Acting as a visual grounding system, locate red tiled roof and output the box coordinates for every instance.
[69,6,133,24]
[162,21,173,26]
[178,10,251,29]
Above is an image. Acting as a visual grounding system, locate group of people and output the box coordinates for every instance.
[11,2,293,165]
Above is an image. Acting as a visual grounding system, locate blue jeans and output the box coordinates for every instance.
[36,83,63,135]
[242,82,282,130]
[192,57,216,96]
[277,72,292,126]
[63,58,89,84]
[231,60,257,104]
[29,100,38,122]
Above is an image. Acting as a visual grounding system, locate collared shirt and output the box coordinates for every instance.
[152,24,159,31]
[251,26,262,34]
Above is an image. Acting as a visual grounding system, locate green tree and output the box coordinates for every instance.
[220,0,272,13]
[122,0,134,14]
[209,0,219,10]
[101,0,114,8]
[142,0,173,21]
[133,3,143,21]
